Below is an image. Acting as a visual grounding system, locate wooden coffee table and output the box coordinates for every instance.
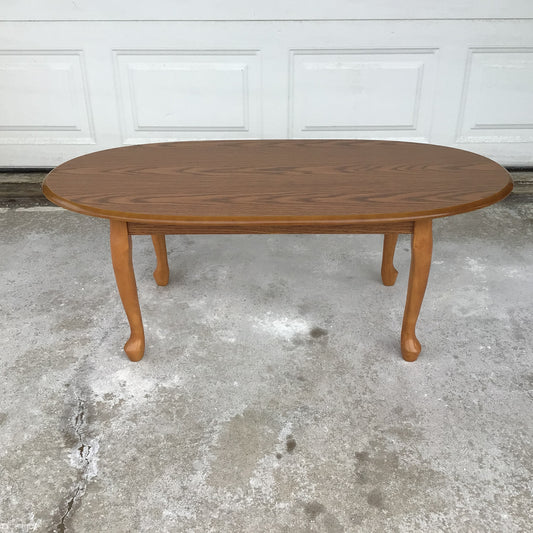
[42,140,512,362]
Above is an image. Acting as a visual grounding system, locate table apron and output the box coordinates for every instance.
[126,221,415,235]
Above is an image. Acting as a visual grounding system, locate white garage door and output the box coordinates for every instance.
[1,1,533,167]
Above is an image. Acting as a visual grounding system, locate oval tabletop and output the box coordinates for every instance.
[43,140,512,225]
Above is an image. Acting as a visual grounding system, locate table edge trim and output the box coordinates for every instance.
[42,178,513,226]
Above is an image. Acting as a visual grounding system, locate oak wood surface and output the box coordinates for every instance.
[43,140,512,227]
[401,219,433,362]
[151,234,169,286]
[110,220,145,361]
[127,220,415,235]
[44,140,513,363]
[381,233,399,286]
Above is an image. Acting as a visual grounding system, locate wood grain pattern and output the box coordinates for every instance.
[43,140,513,363]
[110,220,145,361]
[381,233,399,286]
[127,221,414,235]
[401,219,433,362]
[42,140,513,227]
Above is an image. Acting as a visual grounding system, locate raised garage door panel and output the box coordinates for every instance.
[457,48,533,143]
[114,51,261,143]
[0,17,532,166]
[0,51,94,145]
[290,49,438,140]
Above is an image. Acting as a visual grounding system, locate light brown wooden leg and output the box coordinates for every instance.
[381,233,399,286]
[151,235,169,286]
[110,220,145,362]
[401,219,432,362]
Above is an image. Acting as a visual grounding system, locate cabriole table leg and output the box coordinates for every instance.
[381,233,399,286]
[401,219,433,362]
[151,235,169,286]
[110,220,145,361]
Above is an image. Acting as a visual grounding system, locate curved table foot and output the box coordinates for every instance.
[124,335,145,362]
[381,233,399,286]
[401,219,432,362]
[401,335,422,362]
[110,220,145,362]
[151,235,169,286]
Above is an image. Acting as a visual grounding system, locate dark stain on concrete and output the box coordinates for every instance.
[355,451,370,462]
[372,449,400,471]
[263,280,289,300]
[276,452,283,459]
[310,327,328,339]
[290,336,306,347]
[367,488,385,509]
[356,471,368,484]
[350,436,451,519]
[291,326,329,347]
[289,335,306,350]
[286,435,297,453]
[0,412,6,426]
[386,425,419,440]
[208,409,278,488]
[323,512,345,532]
[304,501,326,520]
[522,373,533,390]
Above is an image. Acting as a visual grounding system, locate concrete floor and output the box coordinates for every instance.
[0,194,532,532]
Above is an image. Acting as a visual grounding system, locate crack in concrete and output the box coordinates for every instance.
[56,487,81,533]
[53,395,98,533]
